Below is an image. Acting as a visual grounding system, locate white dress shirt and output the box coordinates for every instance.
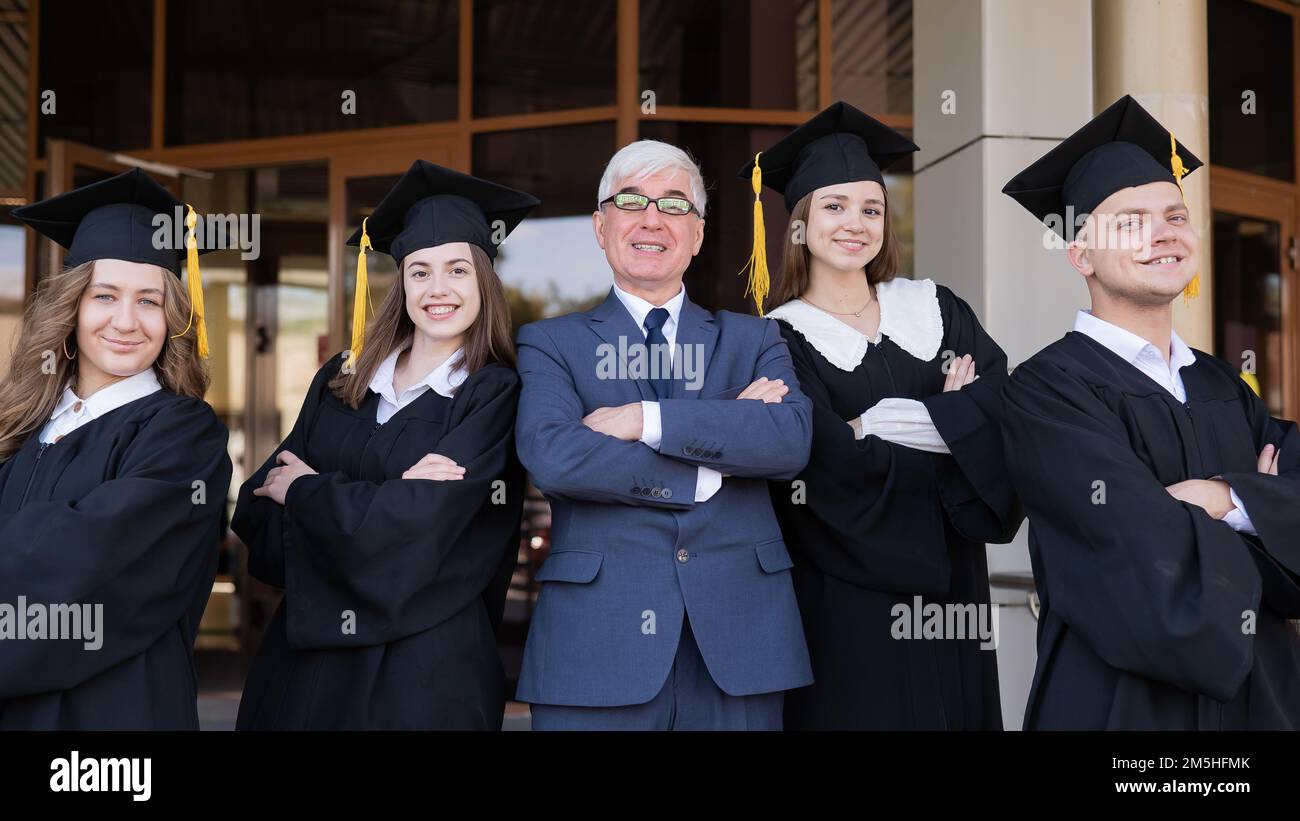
[369,342,468,425]
[611,282,722,502]
[857,397,950,453]
[40,368,162,444]
[1073,309,1255,534]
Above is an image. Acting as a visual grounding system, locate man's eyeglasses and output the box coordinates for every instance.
[599,192,698,216]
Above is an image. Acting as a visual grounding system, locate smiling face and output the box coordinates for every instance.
[75,259,169,389]
[401,241,481,346]
[1069,180,1199,307]
[805,180,887,273]
[592,168,705,296]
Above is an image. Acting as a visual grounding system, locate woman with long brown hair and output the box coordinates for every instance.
[739,103,1022,729]
[0,168,232,729]
[232,161,536,729]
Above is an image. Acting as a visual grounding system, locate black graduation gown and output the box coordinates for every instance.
[0,390,232,729]
[770,284,1024,730]
[232,353,524,730]
[1002,331,1300,729]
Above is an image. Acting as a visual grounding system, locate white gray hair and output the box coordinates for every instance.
[596,139,708,217]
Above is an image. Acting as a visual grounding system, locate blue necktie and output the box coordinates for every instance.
[643,307,672,399]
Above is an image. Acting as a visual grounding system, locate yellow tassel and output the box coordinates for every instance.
[738,153,770,316]
[171,204,209,358]
[351,217,373,359]
[1170,132,1201,303]
[1169,132,1187,199]
[1240,370,1261,397]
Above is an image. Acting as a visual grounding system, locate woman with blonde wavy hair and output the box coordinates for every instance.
[0,168,232,729]
[232,161,536,730]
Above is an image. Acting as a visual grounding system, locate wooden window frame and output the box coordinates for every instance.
[23,0,915,333]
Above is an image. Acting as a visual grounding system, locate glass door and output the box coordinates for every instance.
[180,162,330,657]
[1211,173,1298,420]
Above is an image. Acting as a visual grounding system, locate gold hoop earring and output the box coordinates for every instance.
[61,337,76,360]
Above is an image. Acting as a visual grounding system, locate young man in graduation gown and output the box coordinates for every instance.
[0,169,232,729]
[232,162,533,730]
[1001,95,1300,730]
[514,140,814,730]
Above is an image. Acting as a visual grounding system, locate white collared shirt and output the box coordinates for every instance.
[1074,309,1198,402]
[40,368,162,444]
[1073,309,1255,534]
[368,343,469,425]
[611,281,685,354]
[611,282,722,502]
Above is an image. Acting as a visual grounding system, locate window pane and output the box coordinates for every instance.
[832,0,912,115]
[38,0,152,154]
[180,168,253,657]
[31,169,45,284]
[275,263,329,442]
[0,221,22,303]
[640,0,818,110]
[883,170,913,279]
[473,0,616,118]
[473,123,616,321]
[180,168,253,501]
[166,0,458,145]
[0,216,24,377]
[1208,0,1294,182]
[1213,211,1285,415]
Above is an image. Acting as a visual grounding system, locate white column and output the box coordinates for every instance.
[1094,0,1212,349]
[913,0,1095,730]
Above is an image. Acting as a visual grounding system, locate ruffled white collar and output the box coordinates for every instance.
[767,277,944,371]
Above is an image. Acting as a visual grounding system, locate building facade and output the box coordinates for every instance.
[2,0,1295,728]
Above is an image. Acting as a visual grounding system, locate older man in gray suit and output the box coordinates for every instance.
[514,140,813,730]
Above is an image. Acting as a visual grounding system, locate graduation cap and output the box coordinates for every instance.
[344,160,539,357]
[735,101,919,315]
[1002,94,1204,297]
[12,167,215,357]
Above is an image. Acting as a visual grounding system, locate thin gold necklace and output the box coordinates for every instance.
[799,292,875,318]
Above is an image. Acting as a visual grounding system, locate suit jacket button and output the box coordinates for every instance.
[631,486,641,494]
[676,548,689,563]
[651,488,662,498]
[682,445,692,455]
[642,487,652,496]
[661,488,672,499]
[713,451,723,458]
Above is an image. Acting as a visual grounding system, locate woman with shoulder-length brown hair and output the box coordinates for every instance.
[0,168,232,729]
[232,161,536,730]
[738,102,1023,730]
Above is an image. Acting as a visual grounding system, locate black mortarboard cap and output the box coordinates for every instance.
[12,167,208,275]
[345,160,539,264]
[738,101,918,212]
[1002,94,1203,239]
